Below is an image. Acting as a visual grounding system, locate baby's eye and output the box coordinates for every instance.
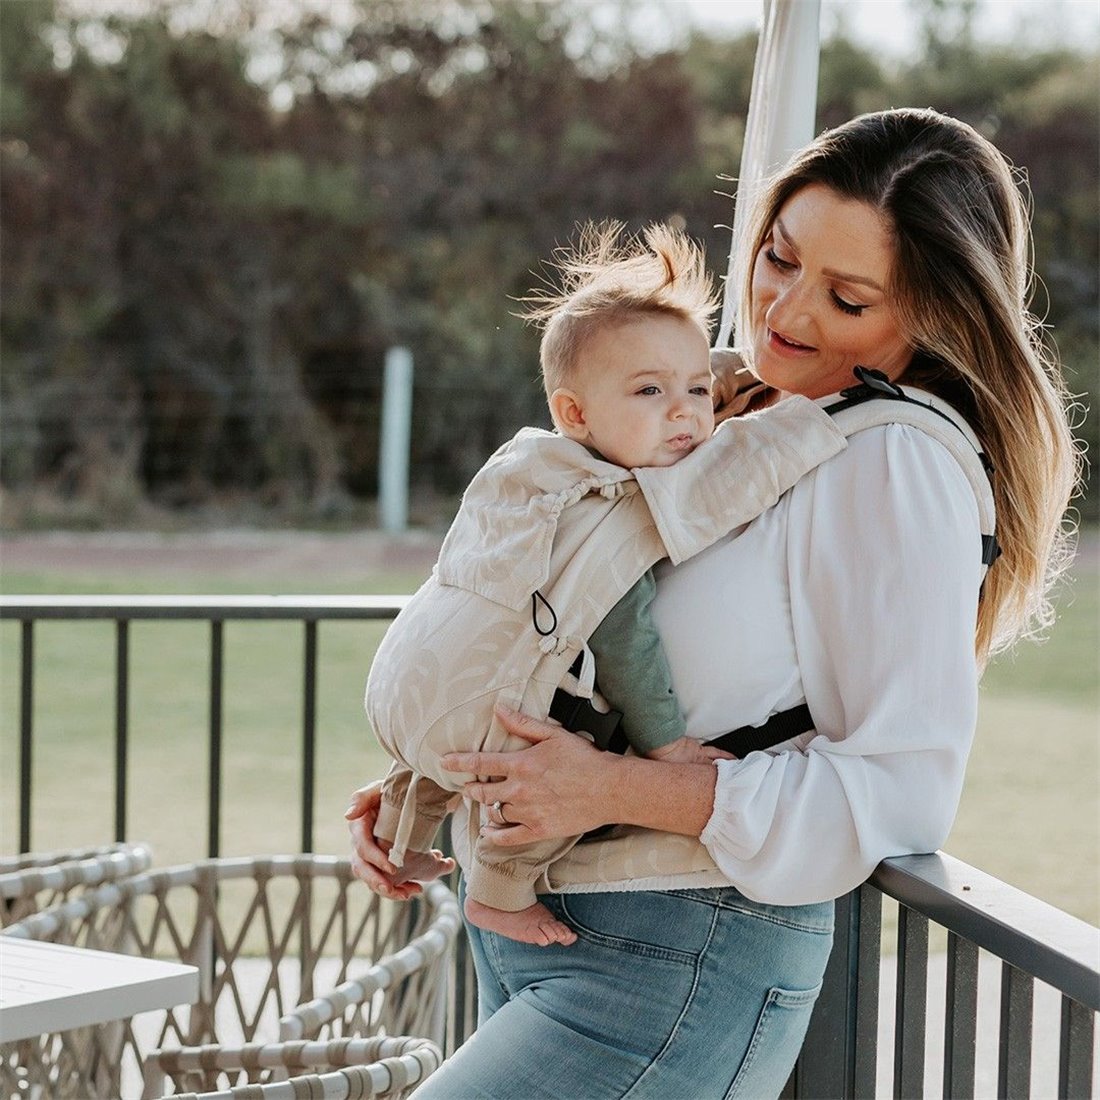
[636,385,661,396]
[690,385,712,397]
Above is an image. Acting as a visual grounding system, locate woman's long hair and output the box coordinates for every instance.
[737,108,1080,663]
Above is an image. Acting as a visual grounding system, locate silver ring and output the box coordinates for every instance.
[491,800,510,825]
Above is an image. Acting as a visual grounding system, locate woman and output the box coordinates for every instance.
[346,109,1078,1098]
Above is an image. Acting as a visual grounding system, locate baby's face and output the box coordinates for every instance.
[565,314,714,468]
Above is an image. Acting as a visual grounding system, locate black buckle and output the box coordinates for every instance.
[840,365,906,401]
[548,688,624,751]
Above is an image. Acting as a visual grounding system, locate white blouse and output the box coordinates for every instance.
[650,423,984,905]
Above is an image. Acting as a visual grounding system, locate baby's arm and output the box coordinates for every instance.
[588,571,722,762]
[375,760,458,875]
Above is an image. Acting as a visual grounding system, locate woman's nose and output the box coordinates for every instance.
[765,279,811,333]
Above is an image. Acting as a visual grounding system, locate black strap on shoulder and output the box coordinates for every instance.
[826,366,1001,565]
[827,366,994,473]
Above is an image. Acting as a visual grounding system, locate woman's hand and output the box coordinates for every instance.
[344,783,454,901]
[441,706,618,846]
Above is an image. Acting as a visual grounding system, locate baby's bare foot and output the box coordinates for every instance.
[391,847,456,886]
[465,897,577,947]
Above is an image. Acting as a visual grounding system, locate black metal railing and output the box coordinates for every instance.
[2,595,1097,1098]
[1,595,409,857]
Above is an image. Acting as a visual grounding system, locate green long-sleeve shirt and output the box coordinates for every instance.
[587,568,685,754]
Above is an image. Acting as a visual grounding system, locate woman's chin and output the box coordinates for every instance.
[753,358,853,400]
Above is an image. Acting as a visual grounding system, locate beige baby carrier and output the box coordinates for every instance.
[367,395,848,868]
[367,369,997,876]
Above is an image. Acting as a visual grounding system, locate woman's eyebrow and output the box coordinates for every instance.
[774,217,885,292]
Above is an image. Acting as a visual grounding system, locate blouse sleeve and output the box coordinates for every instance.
[700,425,984,904]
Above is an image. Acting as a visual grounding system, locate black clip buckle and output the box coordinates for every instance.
[548,688,624,751]
[840,365,906,401]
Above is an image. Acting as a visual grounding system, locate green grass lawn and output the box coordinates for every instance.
[1,543,1096,924]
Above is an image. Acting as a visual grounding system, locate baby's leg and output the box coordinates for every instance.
[466,824,581,947]
[463,897,577,947]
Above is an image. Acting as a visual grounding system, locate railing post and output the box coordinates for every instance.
[894,905,929,1099]
[18,620,34,853]
[208,620,224,859]
[789,882,882,1099]
[301,620,318,853]
[114,619,130,842]
[999,961,1034,1097]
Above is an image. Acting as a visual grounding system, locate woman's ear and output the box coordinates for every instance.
[549,388,589,441]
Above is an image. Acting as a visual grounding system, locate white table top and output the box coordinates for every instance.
[0,936,199,1042]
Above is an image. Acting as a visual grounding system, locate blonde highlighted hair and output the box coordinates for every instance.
[522,221,719,399]
[737,108,1080,662]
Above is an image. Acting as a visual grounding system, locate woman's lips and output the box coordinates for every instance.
[767,328,816,356]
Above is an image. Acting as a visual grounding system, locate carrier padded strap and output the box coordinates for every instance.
[821,368,999,571]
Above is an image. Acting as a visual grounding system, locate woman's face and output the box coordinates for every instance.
[750,183,913,399]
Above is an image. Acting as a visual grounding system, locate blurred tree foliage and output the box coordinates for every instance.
[1,0,1095,523]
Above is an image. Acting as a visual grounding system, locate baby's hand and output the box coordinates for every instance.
[645,736,735,765]
[710,348,765,424]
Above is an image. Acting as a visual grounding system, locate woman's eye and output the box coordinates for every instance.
[831,291,868,317]
[765,247,795,270]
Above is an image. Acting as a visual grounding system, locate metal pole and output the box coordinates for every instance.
[379,346,413,533]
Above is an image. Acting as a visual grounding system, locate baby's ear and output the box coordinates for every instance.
[549,388,588,440]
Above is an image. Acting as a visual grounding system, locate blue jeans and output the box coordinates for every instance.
[416,885,835,1100]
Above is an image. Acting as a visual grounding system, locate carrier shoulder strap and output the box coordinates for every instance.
[820,367,1001,576]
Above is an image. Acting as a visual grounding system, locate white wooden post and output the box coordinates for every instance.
[379,346,413,533]
[717,0,821,349]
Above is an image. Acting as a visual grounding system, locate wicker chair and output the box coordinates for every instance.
[1,855,459,1098]
[0,841,153,928]
[146,1035,443,1099]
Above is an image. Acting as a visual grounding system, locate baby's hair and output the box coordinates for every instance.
[520,221,719,399]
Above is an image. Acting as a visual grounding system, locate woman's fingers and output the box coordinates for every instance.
[441,705,566,777]
[345,783,398,875]
[479,822,536,847]
[350,850,423,900]
[494,704,559,744]
[700,746,737,762]
[348,821,398,876]
[344,781,383,821]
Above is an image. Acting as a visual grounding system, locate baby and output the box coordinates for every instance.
[366,223,830,946]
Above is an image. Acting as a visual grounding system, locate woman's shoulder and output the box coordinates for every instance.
[788,422,983,570]
[808,420,978,497]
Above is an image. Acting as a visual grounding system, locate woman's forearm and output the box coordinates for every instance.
[444,706,720,845]
[606,754,718,837]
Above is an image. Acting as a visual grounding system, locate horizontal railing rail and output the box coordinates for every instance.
[2,594,1096,1098]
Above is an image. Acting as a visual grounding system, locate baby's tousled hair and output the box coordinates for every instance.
[520,221,719,399]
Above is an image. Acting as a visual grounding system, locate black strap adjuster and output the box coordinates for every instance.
[548,688,624,750]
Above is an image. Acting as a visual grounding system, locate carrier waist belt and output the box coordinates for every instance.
[548,689,814,758]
